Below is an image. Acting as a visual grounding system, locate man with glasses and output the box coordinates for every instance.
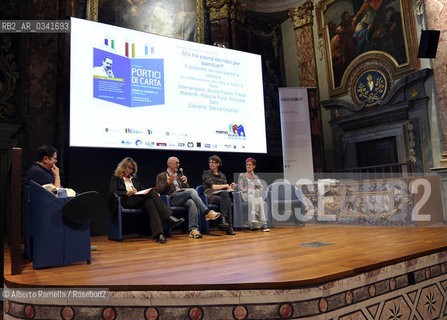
[156,156,221,239]
[26,145,61,187]
[27,145,99,250]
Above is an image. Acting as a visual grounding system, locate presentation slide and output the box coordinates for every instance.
[70,17,267,153]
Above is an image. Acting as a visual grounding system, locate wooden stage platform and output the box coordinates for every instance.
[4,224,447,319]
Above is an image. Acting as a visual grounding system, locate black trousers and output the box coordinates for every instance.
[122,189,172,237]
[209,191,232,224]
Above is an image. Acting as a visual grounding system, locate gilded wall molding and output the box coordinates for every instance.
[86,0,98,21]
[408,121,417,165]
[206,0,246,23]
[318,38,324,61]
[295,24,318,87]
[207,0,230,20]
[415,0,424,15]
[196,0,205,43]
[288,0,314,29]
[346,58,394,106]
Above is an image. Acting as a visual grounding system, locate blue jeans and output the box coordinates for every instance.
[170,188,208,231]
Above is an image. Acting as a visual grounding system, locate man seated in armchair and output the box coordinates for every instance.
[26,144,61,187]
[26,144,97,251]
[156,156,221,239]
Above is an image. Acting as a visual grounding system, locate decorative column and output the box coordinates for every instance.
[288,0,318,87]
[288,1,325,172]
[424,0,447,166]
[206,0,246,50]
[424,0,447,219]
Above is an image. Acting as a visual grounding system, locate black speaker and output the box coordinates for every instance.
[417,30,440,59]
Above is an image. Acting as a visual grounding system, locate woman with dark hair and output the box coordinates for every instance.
[237,157,269,231]
[109,157,184,243]
[201,155,236,235]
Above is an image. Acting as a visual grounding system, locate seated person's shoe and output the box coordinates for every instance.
[167,215,185,230]
[205,210,221,221]
[156,233,166,243]
[261,225,270,232]
[189,228,203,239]
[218,216,230,228]
[249,220,260,230]
[226,227,236,235]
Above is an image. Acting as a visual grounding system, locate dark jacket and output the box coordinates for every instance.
[109,175,145,200]
[156,171,189,196]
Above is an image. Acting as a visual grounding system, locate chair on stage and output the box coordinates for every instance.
[23,184,66,260]
[232,189,273,229]
[231,189,244,229]
[108,193,146,241]
[108,193,170,241]
[161,195,189,234]
[196,184,268,230]
[196,185,239,232]
[23,184,31,260]
[195,185,218,233]
[28,180,94,269]
[267,181,306,226]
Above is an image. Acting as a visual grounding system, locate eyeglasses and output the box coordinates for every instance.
[127,166,135,171]
[170,161,180,165]
[209,161,218,164]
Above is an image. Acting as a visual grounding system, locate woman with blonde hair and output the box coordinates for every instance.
[109,157,184,243]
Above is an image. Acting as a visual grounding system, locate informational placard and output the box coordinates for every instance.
[278,87,314,183]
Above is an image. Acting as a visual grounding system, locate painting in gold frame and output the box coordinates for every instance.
[316,0,419,97]
[86,0,204,43]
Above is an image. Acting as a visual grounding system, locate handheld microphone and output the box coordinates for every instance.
[179,168,184,176]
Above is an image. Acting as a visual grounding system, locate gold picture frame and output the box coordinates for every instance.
[86,0,205,43]
[315,0,419,97]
